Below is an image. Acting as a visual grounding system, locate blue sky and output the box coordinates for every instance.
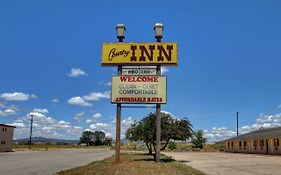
[1,0,281,142]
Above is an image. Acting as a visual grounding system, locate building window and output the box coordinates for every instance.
[2,128,7,132]
[260,139,264,147]
[239,141,242,149]
[253,140,257,147]
[231,142,234,148]
[228,142,230,148]
[243,141,247,149]
[274,138,279,147]
[1,141,6,144]
[253,140,257,150]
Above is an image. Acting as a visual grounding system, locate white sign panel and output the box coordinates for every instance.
[122,68,157,75]
[111,76,167,104]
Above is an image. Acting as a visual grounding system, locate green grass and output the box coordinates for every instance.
[56,153,205,175]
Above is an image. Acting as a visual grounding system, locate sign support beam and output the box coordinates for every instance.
[115,28,124,162]
[155,36,162,162]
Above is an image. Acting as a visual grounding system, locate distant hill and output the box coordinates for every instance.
[14,137,79,145]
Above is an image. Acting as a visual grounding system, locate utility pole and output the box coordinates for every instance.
[236,112,239,136]
[154,23,164,162]
[115,24,125,163]
[29,114,34,150]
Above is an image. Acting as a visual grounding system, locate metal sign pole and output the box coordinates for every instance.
[155,23,163,162]
[29,115,34,150]
[115,66,122,162]
[115,24,125,163]
[155,65,161,162]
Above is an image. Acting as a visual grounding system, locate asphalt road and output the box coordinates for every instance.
[0,148,114,175]
[165,152,281,175]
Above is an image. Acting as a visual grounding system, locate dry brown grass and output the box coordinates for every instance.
[13,144,109,151]
[56,153,205,175]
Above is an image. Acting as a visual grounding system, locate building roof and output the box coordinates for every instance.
[0,124,16,128]
[224,126,281,142]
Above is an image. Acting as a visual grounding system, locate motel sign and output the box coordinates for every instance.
[102,43,177,66]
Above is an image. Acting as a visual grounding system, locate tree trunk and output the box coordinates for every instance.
[152,143,156,153]
[160,139,170,151]
[146,142,153,155]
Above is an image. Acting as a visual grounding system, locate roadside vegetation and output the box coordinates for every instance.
[122,142,224,152]
[126,112,193,154]
[56,153,205,175]
[79,130,112,146]
[13,143,110,151]
[191,130,207,149]
[124,112,224,153]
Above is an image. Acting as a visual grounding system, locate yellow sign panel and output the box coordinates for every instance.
[111,76,167,104]
[102,42,177,66]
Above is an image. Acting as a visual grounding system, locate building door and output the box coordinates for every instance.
[266,139,269,154]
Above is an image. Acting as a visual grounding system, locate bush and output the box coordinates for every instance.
[168,141,177,150]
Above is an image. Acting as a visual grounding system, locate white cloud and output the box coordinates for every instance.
[122,117,135,128]
[0,109,16,116]
[90,122,109,130]
[86,116,135,139]
[68,91,110,107]
[93,113,102,118]
[161,67,169,74]
[58,120,71,125]
[278,104,281,108]
[52,98,59,103]
[105,133,113,138]
[204,127,236,143]
[9,120,25,128]
[67,96,92,107]
[83,91,110,101]
[33,108,49,114]
[85,113,103,123]
[85,119,93,123]
[67,68,87,78]
[74,112,84,121]
[0,102,18,117]
[9,108,84,139]
[161,110,179,119]
[106,82,112,86]
[0,92,36,101]
[205,112,281,143]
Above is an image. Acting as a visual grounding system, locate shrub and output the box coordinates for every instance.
[168,141,177,150]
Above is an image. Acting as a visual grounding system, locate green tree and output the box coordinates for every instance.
[126,112,193,154]
[80,131,94,146]
[79,130,107,146]
[191,130,207,149]
[93,131,106,146]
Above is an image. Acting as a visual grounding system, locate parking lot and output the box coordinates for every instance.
[165,152,281,175]
[0,148,113,175]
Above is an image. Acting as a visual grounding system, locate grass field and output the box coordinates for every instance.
[13,144,110,151]
[56,153,205,175]
[122,142,224,152]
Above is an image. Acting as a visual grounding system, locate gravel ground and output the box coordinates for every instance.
[164,152,281,175]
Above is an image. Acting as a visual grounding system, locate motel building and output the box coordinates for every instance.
[224,126,281,155]
[0,124,16,152]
